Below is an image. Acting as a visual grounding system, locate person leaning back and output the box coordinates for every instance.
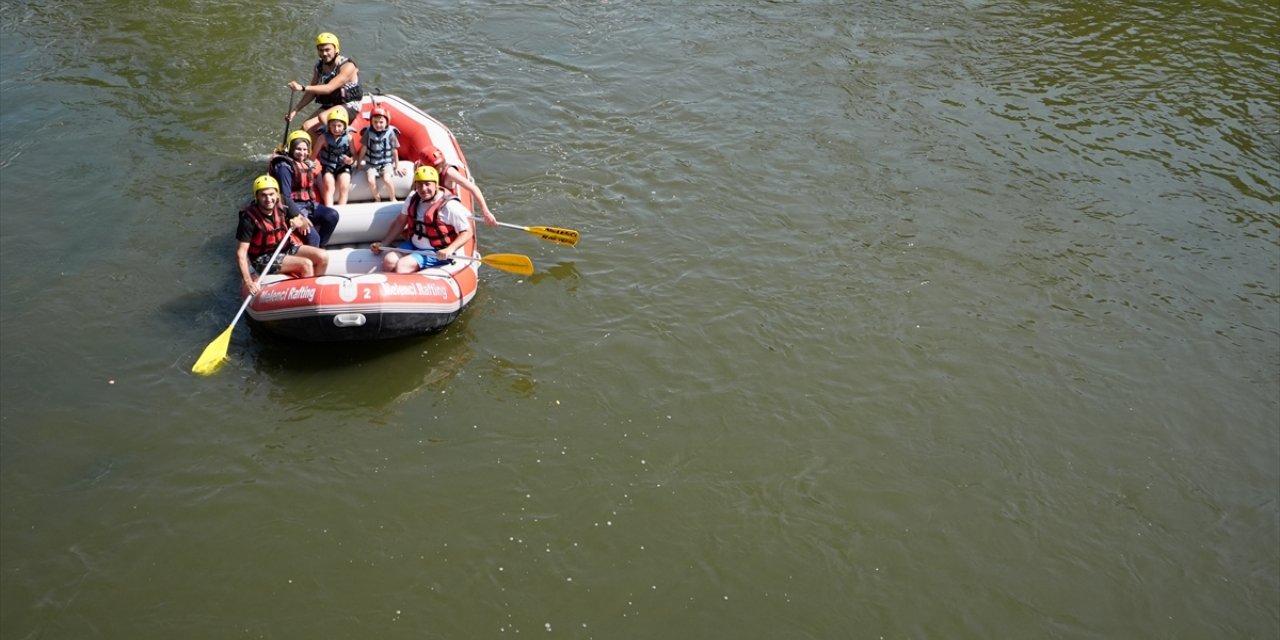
[235,175,328,295]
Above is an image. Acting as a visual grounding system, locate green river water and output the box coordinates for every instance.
[1,1,1277,638]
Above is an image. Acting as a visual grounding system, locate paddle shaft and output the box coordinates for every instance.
[474,217,579,247]
[483,219,548,234]
[401,249,534,276]
[281,90,297,148]
[191,232,294,374]
[229,231,294,330]
[238,233,295,319]
[405,249,505,267]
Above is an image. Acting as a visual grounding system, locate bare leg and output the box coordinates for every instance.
[381,251,402,272]
[296,245,329,275]
[395,256,421,273]
[382,174,397,202]
[299,112,323,135]
[322,172,336,206]
[336,172,351,205]
[279,254,315,278]
[366,169,380,202]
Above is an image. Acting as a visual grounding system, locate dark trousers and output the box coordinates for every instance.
[298,202,340,247]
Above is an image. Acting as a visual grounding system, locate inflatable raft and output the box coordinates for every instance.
[245,94,482,341]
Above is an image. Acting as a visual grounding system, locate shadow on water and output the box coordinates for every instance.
[243,314,478,412]
[167,233,487,414]
[528,260,579,289]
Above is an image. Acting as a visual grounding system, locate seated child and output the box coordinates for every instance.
[356,106,405,202]
[313,107,354,206]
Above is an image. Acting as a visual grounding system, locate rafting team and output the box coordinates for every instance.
[236,32,499,295]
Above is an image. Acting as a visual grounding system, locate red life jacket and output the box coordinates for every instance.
[429,161,463,190]
[404,191,461,249]
[241,202,298,259]
[269,155,316,203]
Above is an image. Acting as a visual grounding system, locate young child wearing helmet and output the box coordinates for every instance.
[355,106,406,202]
[313,108,354,206]
[286,32,364,134]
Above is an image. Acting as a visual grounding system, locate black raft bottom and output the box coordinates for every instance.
[250,311,464,342]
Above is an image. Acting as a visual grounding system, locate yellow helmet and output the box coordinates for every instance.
[413,165,439,183]
[315,32,340,52]
[286,129,311,149]
[253,175,280,194]
[326,108,349,125]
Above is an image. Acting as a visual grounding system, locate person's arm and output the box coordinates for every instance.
[391,132,406,175]
[272,163,305,219]
[435,201,474,259]
[446,167,497,226]
[235,241,262,295]
[234,216,262,293]
[286,68,323,121]
[290,61,356,99]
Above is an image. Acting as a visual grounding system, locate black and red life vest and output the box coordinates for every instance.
[241,202,298,259]
[315,56,363,108]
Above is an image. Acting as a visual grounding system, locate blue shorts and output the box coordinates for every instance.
[395,241,446,269]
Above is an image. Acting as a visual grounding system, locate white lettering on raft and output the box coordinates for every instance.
[380,282,450,299]
[258,286,317,304]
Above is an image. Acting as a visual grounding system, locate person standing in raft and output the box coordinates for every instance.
[285,32,363,134]
[312,108,355,206]
[354,106,405,202]
[268,129,340,247]
[370,166,473,274]
[418,145,498,227]
[236,175,329,295]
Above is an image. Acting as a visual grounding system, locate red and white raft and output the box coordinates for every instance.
[245,94,482,341]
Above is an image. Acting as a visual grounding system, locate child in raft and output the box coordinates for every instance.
[355,106,406,202]
[313,107,354,206]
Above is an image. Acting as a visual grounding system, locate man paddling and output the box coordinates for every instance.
[285,32,363,134]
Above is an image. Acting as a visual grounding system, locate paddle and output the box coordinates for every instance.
[403,250,534,276]
[476,218,579,247]
[278,90,298,152]
[192,234,294,375]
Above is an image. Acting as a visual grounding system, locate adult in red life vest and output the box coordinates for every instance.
[369,166,474,273]
[268,130,340,247]
[285,32,363,134]
[235,176,329,296]
[417,145,498,227]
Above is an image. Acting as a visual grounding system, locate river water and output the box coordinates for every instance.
[1,1,1277,638]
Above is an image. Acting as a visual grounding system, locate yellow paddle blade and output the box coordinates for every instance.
[527,225,579,247]
[480,253,535,276]
[191,325,233,375]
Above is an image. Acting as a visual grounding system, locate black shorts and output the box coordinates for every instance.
[252,243,301,274]
[322,164,352,176]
